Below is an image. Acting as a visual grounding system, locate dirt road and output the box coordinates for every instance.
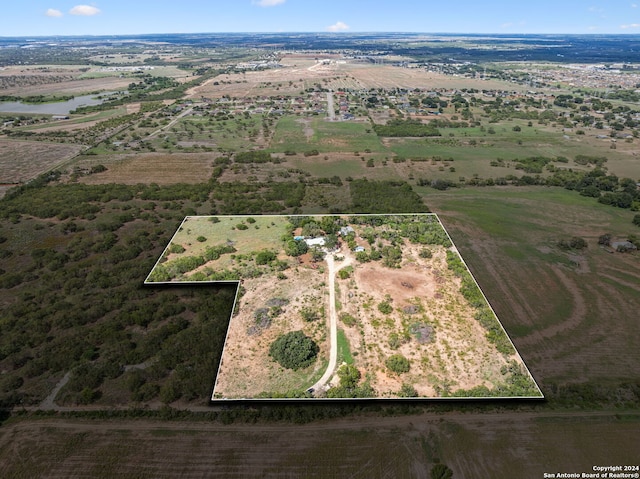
[326,91,335,121]
[310,253,354,393]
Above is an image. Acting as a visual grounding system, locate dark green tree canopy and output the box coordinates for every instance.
[269,331,319,370]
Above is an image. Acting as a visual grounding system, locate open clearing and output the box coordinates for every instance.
[147,214,541,400]
[77,152,218,185]
[0,139,84,183]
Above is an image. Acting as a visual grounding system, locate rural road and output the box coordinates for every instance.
[309,252,354,394]
[326,91,335,121]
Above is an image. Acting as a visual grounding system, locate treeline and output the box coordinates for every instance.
[149,244,236,282]
[350,179,429,214]
[445,250,513,355]
[0,94,76,104]
[373,118,441,137]
[420,163,639,211]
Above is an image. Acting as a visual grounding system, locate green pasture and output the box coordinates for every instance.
[337,328,354,366]
[167,215,289,269]
[269,115,387,154]
[156,115,261,151]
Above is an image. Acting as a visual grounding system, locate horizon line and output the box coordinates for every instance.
[3,31,640,39]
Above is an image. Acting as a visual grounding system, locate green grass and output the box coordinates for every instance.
[166,215,290,269]
[155,116,261,152]
[269,115,388,154]
[337,328,354,366]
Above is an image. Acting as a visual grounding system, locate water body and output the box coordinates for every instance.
[0,93,113,115]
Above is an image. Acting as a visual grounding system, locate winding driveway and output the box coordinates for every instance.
[309,252,354,394]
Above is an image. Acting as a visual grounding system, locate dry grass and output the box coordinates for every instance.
[0,139,83,183]
[77,152,218,185]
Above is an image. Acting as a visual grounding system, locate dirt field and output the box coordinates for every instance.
[192,54,524,99]
[1,411,637,478]
[76,152,218,185]
[0,139,84,183]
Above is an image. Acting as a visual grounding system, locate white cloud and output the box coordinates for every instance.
[327,21,349,32]
[632,3,638,7]
[69,5,101,16]
[621,23,640,28]
[252,0,286,6]
[46,8,63,17]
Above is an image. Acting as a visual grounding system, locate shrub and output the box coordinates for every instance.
[558,237,587,250]
[377,301,393,315]
[385,354,410,374]
[255,250,276,265]
[339,312,357,326]
[168,243,185,254]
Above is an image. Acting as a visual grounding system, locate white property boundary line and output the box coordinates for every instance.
[144,213,544,402]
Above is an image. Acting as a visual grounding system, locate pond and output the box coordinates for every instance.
[0,93,119,115]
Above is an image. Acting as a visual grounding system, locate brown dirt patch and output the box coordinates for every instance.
[336,240,526,397]
[355,261,436,308]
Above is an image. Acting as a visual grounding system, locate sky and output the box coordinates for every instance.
[2,1,640,37]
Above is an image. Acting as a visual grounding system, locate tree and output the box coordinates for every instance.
[310,247,325,262]
[431,464,453,479]
[269,331,319,370]
[633,214,640,227]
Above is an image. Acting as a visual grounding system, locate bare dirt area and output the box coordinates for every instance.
[76,152,218,185]
[346,64,524,91]
[0,139,84,183]
[192,55,351,99]
[338,243,520,397]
